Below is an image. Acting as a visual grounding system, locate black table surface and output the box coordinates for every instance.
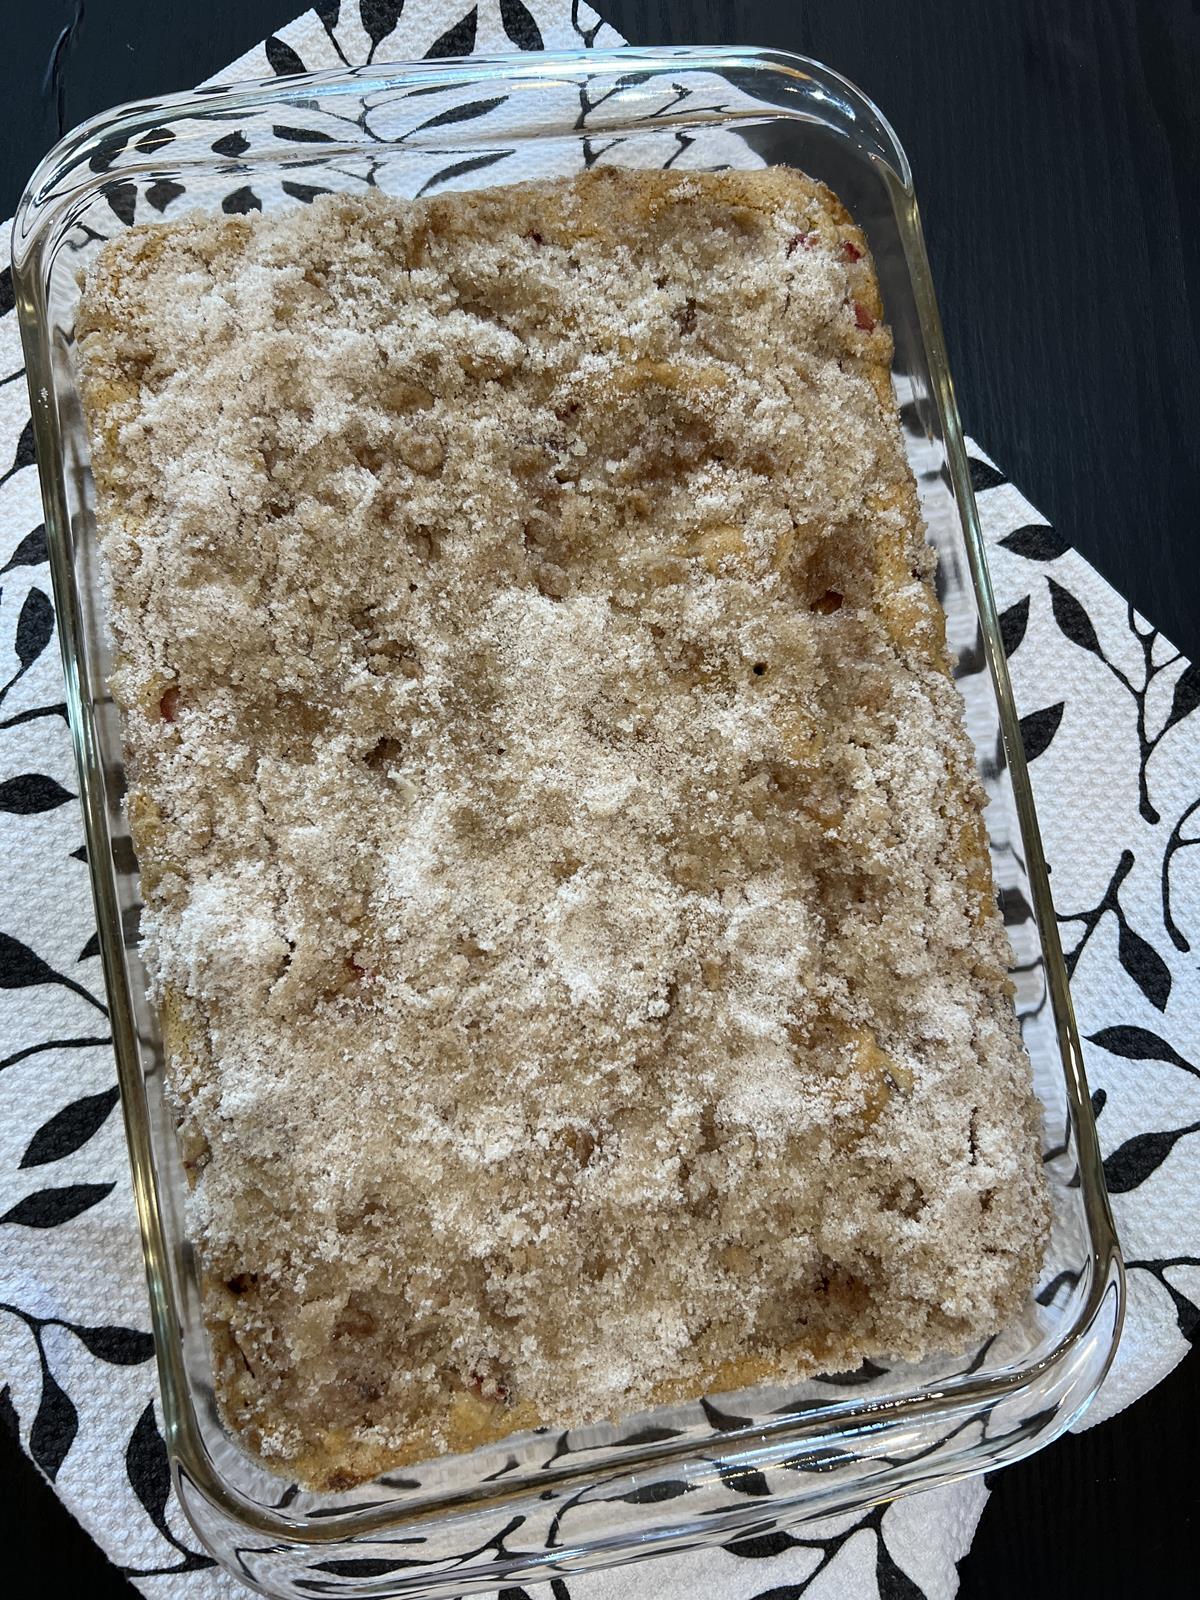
[2,3,1197,1597]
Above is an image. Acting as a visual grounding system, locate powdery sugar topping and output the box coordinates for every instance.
[77,168,1048,1489]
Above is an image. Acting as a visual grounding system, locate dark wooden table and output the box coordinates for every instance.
[2,3,1197,1596]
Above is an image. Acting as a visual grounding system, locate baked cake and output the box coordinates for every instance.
[76,167,1049,1489]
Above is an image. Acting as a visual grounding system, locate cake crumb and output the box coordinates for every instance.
[77,167,1049,1489]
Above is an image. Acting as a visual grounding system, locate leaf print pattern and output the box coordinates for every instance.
[361,0,406,57]
[426,6,478,55]
[221,185,263,214]
[19,1087,120,1168]
[272,122,337,142]
[29,1363,77,1481]
[998,524,1070,562]
[1018,700,1064,762]
[0,774,74,814]
[2,1184,115,1228]
[1087,1025,1198,1077]
[105,182,137,227]
[0,931,107,1013]
[967,457,1006,492]
[1117,919,1172,1011]
[144,178,185,213]
[1165,661,1200,735]
[1104,1125,1199,1193]
[11,587,54,680]
[501,0,544,48]
[265,35,306,77]
[70,1324,154,1365]
[0,13,1196,1600]
[0,525,46,573]
[0,417,35,485]
[211,130,249,157]
[1048,576,1102,657]
[998,594,1029,658]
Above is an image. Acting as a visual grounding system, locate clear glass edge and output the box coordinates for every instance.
[10,42,1124,1553]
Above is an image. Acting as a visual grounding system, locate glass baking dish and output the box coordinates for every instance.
[13,45,1122,1599]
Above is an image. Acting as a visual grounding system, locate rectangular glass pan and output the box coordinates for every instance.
[13,46,1122,1600]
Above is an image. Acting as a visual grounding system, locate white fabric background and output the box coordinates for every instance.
[1,4,1196,1597]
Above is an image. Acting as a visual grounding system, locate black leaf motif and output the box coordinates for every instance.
[1092,1087,1107,1117]
[30,1366,77,1481]
[272,124,336,143]
[135,127,175,154]
[877,1532,925,1599]
[955,624,985,677]
[127,1403,173,1539]
[0,931,59,989]
[413,95,507,133]
[1048,577,1102,657]
[426,7,478,57]
[71,844,88,863]
[700,1395,751,1431]
[0,937,108,1021]
[6,417,36,478]
[314,1558,426,1576]
[725,1529,798,1559]
[106,183,137,227]
[998,594,1029,658]
[619,1424,683,1444]
[360,0,405,51]
[1087,1025,1193,1071]
[967,457,1006,492]
[999,524,1070,561]
[1164,662,1200,735]
[999,884,1033,926]
[1162,1276,1200,1339]
[717,1461,771,1496]
[1019,701,1064,762]
[1036,1268,1081,1306]
[787,1446,855,1477]
[20,1086,119,1167]
[223,187,263,215]
[0,265,13,316]
[416,149,511,197]
[620,1478,691,1503]
[72,1324,155,1365]
[265,36,306,77]
[1,525,47,573]
[212,131,249,158]
[0,774,73,815]
[0,1384,18,1437]
[812,1358,888,1385]
[282,182,334,204]
[79,931,100,962]
[2,1183,114,1227]
[88,131,129,173]
[1103,1127,1193,1193]
[16,587,54,671]
[145,179,185,213]
[1117,921,1172,1011]
[501,0,544,50]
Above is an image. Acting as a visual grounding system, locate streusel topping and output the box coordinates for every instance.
[77,167,1048,1488]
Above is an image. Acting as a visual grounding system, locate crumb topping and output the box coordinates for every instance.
[77,167,1048,1488]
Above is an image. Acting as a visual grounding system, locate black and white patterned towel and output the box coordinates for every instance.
[1,4,1197,1597]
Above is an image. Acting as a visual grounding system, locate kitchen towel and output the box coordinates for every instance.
[1,3,1197,1598]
